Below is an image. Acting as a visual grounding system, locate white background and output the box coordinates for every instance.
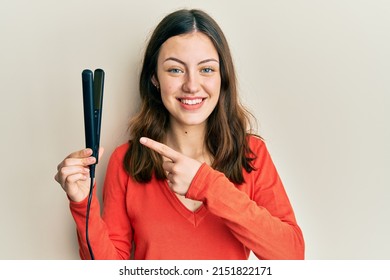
[0,0,389,259]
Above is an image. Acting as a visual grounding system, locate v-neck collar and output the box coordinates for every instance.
[160,180,208,227]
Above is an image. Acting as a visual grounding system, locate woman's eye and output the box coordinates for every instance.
[168,68,183,74]
[201,67,214,74]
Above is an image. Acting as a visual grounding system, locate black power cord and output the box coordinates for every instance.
[86,166,96,260]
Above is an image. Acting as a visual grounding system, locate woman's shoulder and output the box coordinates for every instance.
[109,141,130,162]
[114,142,130,153]
[246,134,273,163]
[247,134,266,149]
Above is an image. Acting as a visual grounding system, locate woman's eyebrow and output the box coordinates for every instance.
[198,58,219,65]
[163,57,219,65]
[164,57,185,65]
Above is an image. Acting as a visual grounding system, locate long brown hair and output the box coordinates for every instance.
[124,9,258,184]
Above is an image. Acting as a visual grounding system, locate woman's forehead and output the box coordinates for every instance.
[158,32,219,63]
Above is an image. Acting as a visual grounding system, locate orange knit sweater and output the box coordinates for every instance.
[69,136,304,259]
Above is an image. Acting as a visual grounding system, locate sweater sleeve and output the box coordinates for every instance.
[185,138,305,260]
[69,145,132,260]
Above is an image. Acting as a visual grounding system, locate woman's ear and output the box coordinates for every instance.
[151,75,159,89]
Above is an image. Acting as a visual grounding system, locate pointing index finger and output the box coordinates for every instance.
[140,137,179,162]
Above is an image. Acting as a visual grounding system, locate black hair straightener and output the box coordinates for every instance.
[82,69,104,179]
[82,68,105,260]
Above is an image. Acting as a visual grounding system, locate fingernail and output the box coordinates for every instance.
[140,137,147,144]
[84,158,94,165]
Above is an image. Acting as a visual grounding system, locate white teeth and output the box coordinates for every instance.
[180,98,203,105]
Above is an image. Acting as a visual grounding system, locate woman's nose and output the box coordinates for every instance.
[182,71,200,94]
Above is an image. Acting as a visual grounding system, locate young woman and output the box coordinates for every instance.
[55,9,304,260]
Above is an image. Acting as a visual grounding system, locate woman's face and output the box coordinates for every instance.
[154,32,221,129]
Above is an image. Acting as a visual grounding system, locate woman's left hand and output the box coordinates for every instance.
[140,137,202,195]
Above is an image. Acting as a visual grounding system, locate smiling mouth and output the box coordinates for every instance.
[177,98,205,105]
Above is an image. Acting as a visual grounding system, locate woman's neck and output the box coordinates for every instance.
[165,122,211,164]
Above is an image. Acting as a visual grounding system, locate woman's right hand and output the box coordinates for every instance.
[54,148,104,202]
